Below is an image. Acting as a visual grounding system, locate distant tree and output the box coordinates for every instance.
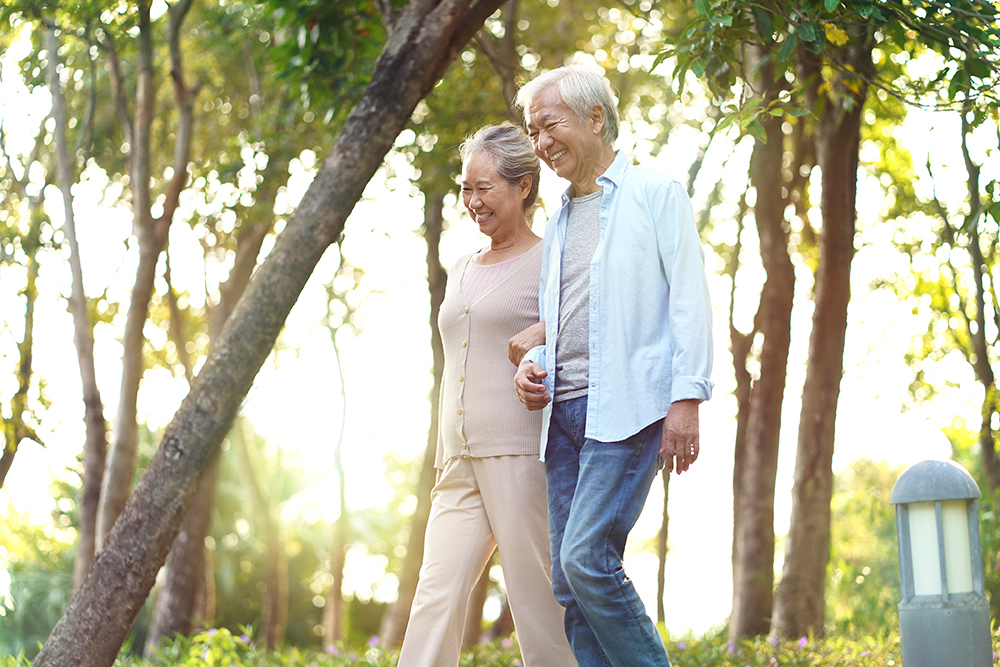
[883,103,999,490]
[662,0,1000,639]
[0,95,50,491]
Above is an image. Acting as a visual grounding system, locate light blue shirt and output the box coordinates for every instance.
[525,151,714,454]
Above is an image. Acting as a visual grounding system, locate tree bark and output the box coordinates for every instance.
[379,191,448,647]
[144,457,219,648]
[45,24,111,592]
[96,0,196,546]
[323,288,352,645]
[771,43,868,639]
[231,418,287,649]
[0,128,47,490]
[729,33,795,640]
[0,236,38,490]
[32,3,504,664]
[956,111,1000,494]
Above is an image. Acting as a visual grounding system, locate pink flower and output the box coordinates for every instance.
[501,637,513,648]
[797,636,808,648]
[324,644,340,656]
[367,635,380,647]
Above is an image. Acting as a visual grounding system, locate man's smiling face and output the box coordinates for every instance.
[525,84,607,195]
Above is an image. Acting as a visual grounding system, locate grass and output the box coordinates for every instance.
[0,627,922,667]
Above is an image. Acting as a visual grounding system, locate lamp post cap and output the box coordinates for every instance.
[890,459,981,505]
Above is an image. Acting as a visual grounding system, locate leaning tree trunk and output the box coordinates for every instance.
[144,140,281,655]
[379,190,448,647]
[32,3,505,664]
[771,42,869,639]
[729,33,795,640]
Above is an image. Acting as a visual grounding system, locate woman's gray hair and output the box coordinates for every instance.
[515,66,620,146]
[460,123,541,215]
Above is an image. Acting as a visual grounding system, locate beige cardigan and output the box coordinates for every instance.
[435,242,544,469]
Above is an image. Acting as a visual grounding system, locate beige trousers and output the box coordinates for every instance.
[397,454,575,667]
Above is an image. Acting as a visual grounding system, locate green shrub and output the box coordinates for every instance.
[9,628,998,667]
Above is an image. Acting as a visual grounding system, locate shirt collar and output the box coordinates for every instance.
[560,150,628,204]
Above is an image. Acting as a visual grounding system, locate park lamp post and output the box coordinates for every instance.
[890,459,992,667]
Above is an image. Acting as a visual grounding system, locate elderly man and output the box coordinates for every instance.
[511,66,714,667]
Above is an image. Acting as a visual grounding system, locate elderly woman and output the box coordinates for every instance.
[396,124,574,667]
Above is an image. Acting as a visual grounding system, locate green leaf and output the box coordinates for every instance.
[797,21,818,44]
[695,0,711,18]
[825,0,839,11]
[776,32,798,62]
[965,57,991,79]
[989,202,1000,224]
[746,118,767,143]
[750,5,773,38]
[691,57,709,77]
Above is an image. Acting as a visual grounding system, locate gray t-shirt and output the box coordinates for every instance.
[554,189,602,402]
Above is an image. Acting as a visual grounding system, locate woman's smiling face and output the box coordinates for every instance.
[461,150,529,238]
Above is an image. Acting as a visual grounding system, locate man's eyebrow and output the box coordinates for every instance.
[527,112,555,128]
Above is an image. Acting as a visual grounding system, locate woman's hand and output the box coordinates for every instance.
[508,321,546,365]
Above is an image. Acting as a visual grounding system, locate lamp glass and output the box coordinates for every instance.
[941,499,974,593]
[909,501,942,596]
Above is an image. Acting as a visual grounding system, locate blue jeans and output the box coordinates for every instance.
[545,396,670,667]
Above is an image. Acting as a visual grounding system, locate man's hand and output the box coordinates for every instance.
[660,399,701,474]
[508,321,546,365]
[514,361,551,411]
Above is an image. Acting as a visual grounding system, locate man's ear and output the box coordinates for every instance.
[590,105,606,135]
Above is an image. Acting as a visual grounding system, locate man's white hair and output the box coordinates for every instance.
[515,66,620,146]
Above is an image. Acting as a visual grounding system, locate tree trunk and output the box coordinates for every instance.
[144,457,219,648]
[323,498,349,644]
[323,297,351,645]
[231,418,287,649]
[0,232,39,490]
[0,136,47,490]
[32,3,504,664]
[771,44,868,639]
[656,472,669,625]
[379,190,448,647]
[956,112,1000,494]
[730,37,795,640]
[145,125,280,655]
[45,23,111,592]
[96,0,196,547]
